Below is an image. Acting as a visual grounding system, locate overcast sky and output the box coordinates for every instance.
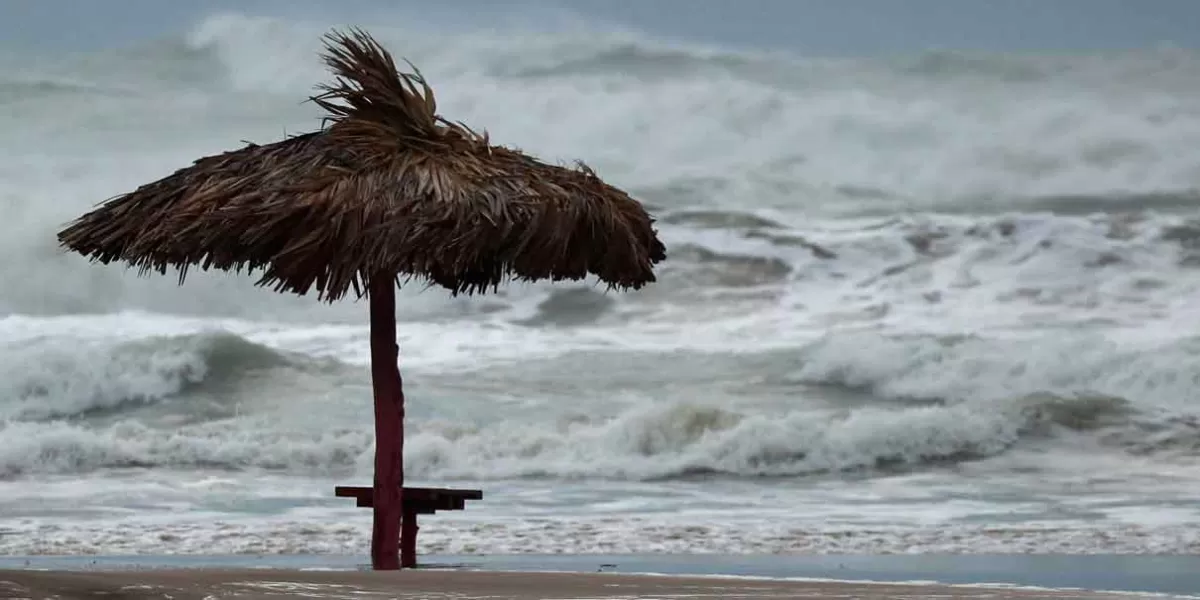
[1,0,1197,55]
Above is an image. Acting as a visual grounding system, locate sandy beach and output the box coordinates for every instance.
[0,569,1179,600]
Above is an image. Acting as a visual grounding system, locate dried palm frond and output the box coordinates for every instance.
[58,29,665,301]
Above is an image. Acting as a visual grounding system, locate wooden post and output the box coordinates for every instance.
[369,276,404,570]
[400,508,420,568]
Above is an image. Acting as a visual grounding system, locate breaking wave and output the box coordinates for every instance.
[2,326,1196,481]
[0,331,333,423]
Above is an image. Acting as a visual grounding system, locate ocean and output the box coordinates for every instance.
[2,12,1200,557]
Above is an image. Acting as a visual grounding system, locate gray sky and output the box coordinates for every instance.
[1,0,1197,55]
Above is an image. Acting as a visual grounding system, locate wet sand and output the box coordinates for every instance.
[0,569,1171,599]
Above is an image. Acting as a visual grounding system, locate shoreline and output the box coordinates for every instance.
[0,568,1180,600]
[2,554,1197,598]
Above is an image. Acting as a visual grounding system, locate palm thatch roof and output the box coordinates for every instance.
[57,29,665,301]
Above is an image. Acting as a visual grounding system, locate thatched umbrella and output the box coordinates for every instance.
[57,29,665,570]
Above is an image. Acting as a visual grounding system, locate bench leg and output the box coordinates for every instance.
[400,509,419,568]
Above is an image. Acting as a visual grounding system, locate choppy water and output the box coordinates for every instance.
[3,12,1200,556]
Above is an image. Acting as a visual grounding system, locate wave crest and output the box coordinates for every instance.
[0,331,299,422]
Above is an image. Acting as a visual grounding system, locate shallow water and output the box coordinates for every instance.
[3,554,1198,597]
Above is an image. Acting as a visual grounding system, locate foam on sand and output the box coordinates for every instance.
[0,569,1186,600]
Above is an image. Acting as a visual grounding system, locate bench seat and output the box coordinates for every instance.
[334,485,482,568]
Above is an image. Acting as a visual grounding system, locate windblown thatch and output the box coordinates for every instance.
[57,29,665,301]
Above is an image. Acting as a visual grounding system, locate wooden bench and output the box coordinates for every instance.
[335,486,483,568]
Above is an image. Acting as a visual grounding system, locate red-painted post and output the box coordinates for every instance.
[369,276,405,570]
